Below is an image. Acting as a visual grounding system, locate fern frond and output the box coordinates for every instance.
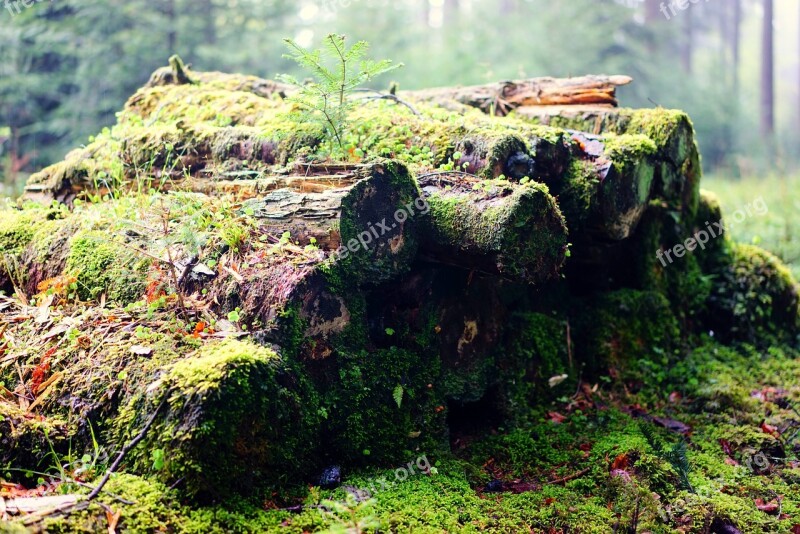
[277,34,402,155]
[283,39,336,85]
[345,40,370,61]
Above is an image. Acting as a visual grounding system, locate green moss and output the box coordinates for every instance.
[65,230,150,304]
[0,211,39,254]
[422,181,568,283]
[319,345,444,466]
[335,159,422,286]
[553,159,599,234]
[693,189,727,271]
[706,242,799,343]
[496,312,572,420]
[573,289,680,376]
[0,403,69,475]
[136,338,321,498]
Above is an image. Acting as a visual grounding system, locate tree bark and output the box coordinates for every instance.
[761,0,775,137]
[404,75,633,116]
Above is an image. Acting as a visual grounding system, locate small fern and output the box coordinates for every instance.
[640,422,694,493]
[663,440,694,493]
[277,34,402,155]
[393,384,404,408]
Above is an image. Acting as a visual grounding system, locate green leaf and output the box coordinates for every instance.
[151,448,165,471]
[393,384,404,408]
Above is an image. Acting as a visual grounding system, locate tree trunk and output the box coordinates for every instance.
[732,0,742,94]
[761,0,775,137]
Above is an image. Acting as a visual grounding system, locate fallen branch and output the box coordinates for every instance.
[354,89,420,116]
[87,395,168,501]
[546,467,590,485]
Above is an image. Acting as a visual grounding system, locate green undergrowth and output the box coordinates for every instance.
[21,338,798,533]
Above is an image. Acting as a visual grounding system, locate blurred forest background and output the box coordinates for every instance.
[1,0,799,271]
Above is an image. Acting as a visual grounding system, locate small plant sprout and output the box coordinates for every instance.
[278,34,402,156]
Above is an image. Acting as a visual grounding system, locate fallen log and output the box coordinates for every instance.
[146,58,630,116]
[417,173,568,283]
[4,161,423,353]
[403,75,633,116]
[22,68,634,205]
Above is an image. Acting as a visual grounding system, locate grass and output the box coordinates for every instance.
[703,173,800,280]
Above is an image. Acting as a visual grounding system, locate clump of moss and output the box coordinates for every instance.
[706,242,799,343]
[65,230,150,304]
[421,181,568,283]
[318,345,444,467]
[0,211,40,255]
[551,159,598,234]
[132,339,321,499]
[573,289,680,377]
[496,312,572,419]
[0,403,69,473]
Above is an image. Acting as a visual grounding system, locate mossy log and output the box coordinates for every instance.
[5,61,800,508]
[4,161,423,352]
[417,173,568,283]
[403,75,633,116]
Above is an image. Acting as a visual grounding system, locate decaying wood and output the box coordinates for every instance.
[143,60,630,118]
[417,172,568,283]
[403,75,633,116]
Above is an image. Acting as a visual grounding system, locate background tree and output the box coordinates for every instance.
[761,0,775,138]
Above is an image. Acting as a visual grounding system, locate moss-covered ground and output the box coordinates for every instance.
[1,330,798,532]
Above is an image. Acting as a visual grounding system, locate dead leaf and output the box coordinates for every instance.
[760,422,780,438]
[754,498,779,514]
[611,453,629,471]
[547,412,566,424]
[653,416,691,435]
[105,507,122,534]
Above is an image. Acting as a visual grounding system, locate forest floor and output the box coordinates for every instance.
[2,336,798,533]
